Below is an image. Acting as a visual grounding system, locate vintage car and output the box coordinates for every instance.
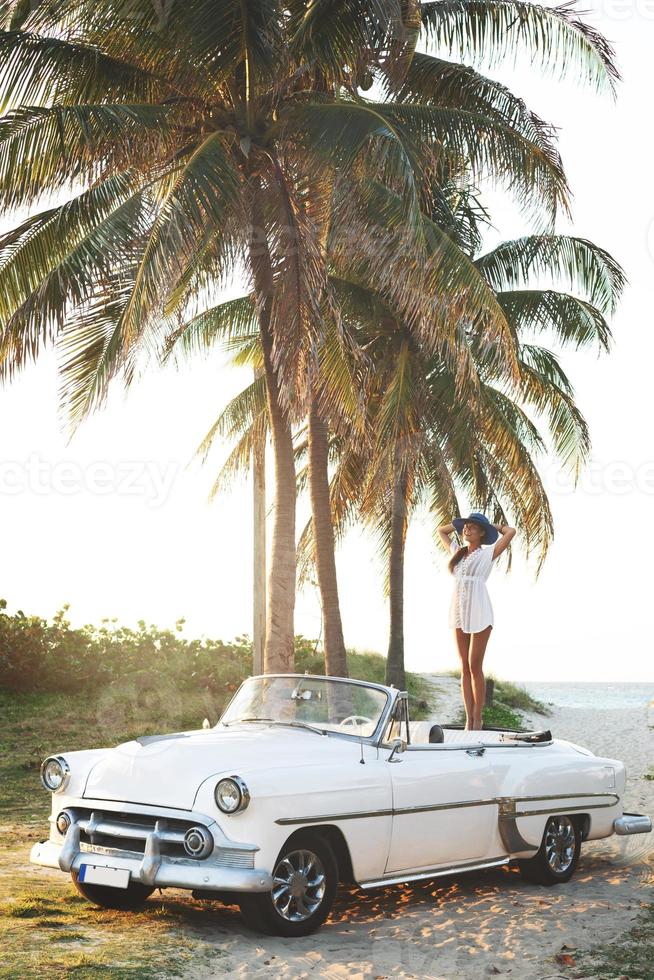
[31,673,652,936]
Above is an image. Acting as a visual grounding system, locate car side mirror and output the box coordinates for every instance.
[387,737,406,763]
[202,718,211,730]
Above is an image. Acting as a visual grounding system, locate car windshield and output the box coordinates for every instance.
[219,676,389,739]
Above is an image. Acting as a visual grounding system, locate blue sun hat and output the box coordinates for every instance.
[452,512,499,545]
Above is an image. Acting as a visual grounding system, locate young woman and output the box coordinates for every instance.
[437,513,516,731]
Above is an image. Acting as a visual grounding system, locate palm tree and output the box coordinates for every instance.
[0,0,616,671]
[300,227,625,688]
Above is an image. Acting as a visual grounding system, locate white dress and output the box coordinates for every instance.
[448,539,495,634]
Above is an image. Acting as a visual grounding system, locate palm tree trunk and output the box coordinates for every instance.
[308,398,348,678]
[385,469,408,689]
[252,366,266,676]
[248,188,296,674]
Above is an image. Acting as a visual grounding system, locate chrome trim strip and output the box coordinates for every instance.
[248,672,393,695]
[506,792,620,806]
[509,801,618,819]
[275,791,620,826]
[359,856,509,889]
[276,808,394,825]
[406,741,553,752]
[394,798,496,816]
[83,796,207,814]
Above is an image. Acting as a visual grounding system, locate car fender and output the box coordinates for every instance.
[193,749,393,881]
[493,747,624,854]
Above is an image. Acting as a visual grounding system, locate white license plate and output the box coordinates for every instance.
[78,864,130,889]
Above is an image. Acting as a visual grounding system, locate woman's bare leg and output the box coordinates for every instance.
[454,629,474,729]
[469,626,492,729]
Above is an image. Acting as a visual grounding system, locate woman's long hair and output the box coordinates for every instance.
[448,527,486,574]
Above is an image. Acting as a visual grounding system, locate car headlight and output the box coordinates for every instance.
[40,756,70,793]
[214,775,250,814]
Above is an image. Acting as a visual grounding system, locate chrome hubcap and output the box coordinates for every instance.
[544,816,576,873]
[271,848,326,922]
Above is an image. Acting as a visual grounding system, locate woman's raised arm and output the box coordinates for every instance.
[492,525,516,560]
[437,521,456,553]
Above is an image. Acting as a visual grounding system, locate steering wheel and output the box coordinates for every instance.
[339,714,374,729]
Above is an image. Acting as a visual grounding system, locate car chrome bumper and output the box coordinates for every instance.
[30,834,273,894]
[613,812,652,835]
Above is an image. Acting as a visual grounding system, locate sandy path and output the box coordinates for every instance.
[193,681,654,979]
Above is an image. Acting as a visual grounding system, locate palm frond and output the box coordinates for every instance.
[376,100,569,223]
[288,0,395,85]
[518,343,590,474]
[55,276,136,434]
[386,51,555,152]
[0,30,173,112]
[497,289,612,352]
[206,414,269,502]
[420,0,619,92]
[331,180,519,390]
[119,131,241,347]
[199,373,268,456]
[273,94,436,232]
[0,173,149,382]
[163,295,258,365]
[27,0,281,94]
[476,234,625,315]
[0,102,184,209]
[265,153,330,412]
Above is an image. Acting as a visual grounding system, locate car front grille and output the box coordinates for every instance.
[76,809,198,858]
[59,807,255,868]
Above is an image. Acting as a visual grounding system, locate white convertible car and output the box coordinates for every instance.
[31,673,652,936]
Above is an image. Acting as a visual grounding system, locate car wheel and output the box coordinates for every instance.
[71,871,155,910]
[239,832,338,937]
[517,814,581,885]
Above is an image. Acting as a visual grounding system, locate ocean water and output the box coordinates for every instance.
[517,680,654,711]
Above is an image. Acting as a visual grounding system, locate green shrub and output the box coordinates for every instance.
[491,676,551,716]
[0,598,253,696]
[0,600,430,714]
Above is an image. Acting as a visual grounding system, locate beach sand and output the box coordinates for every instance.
[192,677,654,979]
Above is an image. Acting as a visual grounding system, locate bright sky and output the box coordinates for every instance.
[1,3,652,683]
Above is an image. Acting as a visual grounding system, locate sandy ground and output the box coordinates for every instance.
[189,677,654,980]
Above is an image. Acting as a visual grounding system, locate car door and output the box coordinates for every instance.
[383,703,501,874]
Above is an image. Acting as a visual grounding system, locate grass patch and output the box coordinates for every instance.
[3,895,61,918]
[482,702,525,730]
[450,674,549,731]
[443,672,549,717]
[454,701,526,731]
[0,877,226,979]
[568,902,654,979]
[491,677,551,716]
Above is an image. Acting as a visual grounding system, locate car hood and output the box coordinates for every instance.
[82,725,349,810]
